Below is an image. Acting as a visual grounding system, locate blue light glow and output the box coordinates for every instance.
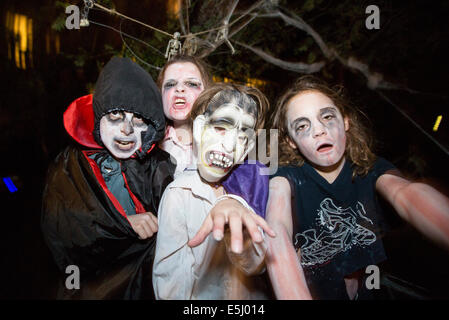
[3,177,18,193]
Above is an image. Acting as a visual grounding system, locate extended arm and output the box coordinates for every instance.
[265,177,312,300]
[376,173,449,251]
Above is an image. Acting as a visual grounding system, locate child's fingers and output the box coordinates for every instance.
[188,215,213,248]
[134,225,146,240]
[253,214,276,238]
[212,213,226,241]
[142,212,158,233]
[146,215,159,234]
[229,213,243,254]
[141,221,155,238]
[242,213,263,243]
[147,212,159,227]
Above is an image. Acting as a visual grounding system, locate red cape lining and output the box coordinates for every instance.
[63,94,102,149]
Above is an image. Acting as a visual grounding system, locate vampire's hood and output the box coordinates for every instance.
[64,57,166,157]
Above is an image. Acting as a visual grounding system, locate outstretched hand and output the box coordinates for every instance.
[188,198,276,253]
[128,212,158,239]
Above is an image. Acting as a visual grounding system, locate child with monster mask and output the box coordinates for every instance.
[153,83,275,300]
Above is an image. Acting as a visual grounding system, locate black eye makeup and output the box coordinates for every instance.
[163,78,203,91]
[296,123,309,132]
[322,114,336,122]
[107,111,124,121]
[106,111,147,128]
[320,107,338,120]
[186,81,201,88]
[132,115,147,127]
[291,118,310,134]
[163,80,176,90]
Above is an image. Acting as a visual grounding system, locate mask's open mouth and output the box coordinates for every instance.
[205,151,233,170]
[317,143,333,153]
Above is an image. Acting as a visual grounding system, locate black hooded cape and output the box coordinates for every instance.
[41,57,175,299]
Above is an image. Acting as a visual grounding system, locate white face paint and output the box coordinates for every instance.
[161,62,204,124]
[194,104,257,182]
[99,111,148,159]
[286,91,349,169]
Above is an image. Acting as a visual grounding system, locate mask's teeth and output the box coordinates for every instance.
[208,151,234,170]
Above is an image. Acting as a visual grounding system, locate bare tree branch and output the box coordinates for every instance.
[224,0,240,23]
[258,10,333,59]
[198,2,262,58]
[345,57,398,90]
[258,7,411,91]
[234,40,325,74]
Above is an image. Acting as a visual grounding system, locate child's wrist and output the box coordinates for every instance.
[215,194,255,214]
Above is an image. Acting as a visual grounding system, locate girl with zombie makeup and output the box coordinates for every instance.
[265,76,449,300]
[152,83,274,300]
[157,55,213,177]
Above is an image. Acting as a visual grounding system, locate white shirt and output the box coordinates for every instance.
[153,170,268,300]
[159,125,195,178]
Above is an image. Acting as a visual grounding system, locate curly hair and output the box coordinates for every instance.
[190,83,269,131]
[272,76,376,177]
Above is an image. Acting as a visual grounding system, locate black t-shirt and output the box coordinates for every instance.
[272,157,397,299]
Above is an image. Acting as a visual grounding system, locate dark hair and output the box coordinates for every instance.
[272,75,376,177]
[157,55,213,90]
[191,83,269,131]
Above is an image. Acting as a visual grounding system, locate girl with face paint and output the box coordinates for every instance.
[157,55,212,177]
[266,76,449,300]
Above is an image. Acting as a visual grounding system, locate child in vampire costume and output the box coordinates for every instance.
[41,58,269,299]
[41,57,175,299]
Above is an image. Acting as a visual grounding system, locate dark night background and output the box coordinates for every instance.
[1,0,448,299]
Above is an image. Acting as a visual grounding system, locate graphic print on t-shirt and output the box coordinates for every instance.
[294,198,377,266]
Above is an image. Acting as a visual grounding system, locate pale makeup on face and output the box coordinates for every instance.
[197,104,256,182]
[99,111,148,159]
[161,62,204,124]
[286,91,349,176]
